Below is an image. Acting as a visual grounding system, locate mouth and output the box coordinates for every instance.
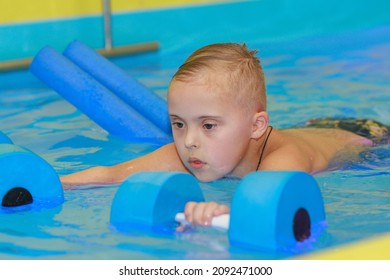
[188,158,206,169]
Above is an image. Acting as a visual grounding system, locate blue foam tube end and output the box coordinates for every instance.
[63,40,172,135]
[228,171,325,251]
[0,144,63,212]
[110,172,204,233]
[30,46,172,144]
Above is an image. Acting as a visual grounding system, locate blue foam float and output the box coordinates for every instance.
[30,43,172,144]
[110,171,326,251]
[229,171,325,250]
[63,40,171,135]
[110,172,205,232]
[0,140,63,212]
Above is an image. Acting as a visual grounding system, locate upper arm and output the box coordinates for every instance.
[61,143,188,187]
[110,143,188,182]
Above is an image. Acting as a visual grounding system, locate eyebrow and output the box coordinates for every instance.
[169,114,223,120]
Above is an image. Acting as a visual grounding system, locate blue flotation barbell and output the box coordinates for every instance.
[110,171,326,251]
[0,131,63,211]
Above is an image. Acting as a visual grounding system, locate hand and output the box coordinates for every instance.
[176,201,229,232]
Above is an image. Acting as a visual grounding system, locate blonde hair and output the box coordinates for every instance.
[171,43,266,111]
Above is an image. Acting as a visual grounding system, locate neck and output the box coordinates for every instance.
[226,126,273,179]
[256,126,273,170]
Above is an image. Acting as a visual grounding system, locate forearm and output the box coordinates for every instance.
[60,165,118,189]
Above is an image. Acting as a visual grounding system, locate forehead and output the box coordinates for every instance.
[169,68,236,96]
[168,77,236,109]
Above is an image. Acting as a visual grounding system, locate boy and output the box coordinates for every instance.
[61,43,389,227]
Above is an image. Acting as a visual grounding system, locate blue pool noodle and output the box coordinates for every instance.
[63,40,171,135]
[30,46,172,144]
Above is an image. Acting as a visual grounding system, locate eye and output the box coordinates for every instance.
[172,121,185,129]
[203,123,216,130]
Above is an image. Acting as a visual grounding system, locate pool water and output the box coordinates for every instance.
[0,25,389,259]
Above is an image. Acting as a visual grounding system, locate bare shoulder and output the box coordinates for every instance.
[260,137,314,172]
[260,128,339,173]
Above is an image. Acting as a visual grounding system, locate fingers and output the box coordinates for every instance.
[184,201,229,227]
[185,202,214,226]
[213,204,230,216]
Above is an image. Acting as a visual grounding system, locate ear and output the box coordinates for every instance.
[251,111,269,139]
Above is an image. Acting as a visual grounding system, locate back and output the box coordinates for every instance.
[259,128,373,173]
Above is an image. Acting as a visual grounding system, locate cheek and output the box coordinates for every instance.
[172,133,185,154]
[208,135,246,165]
[218,126,252,159]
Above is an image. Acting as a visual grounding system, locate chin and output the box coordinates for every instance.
[192,171,223,183]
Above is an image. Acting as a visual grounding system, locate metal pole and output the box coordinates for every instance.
[103,0,112,50]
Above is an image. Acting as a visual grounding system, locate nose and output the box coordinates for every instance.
[184,128,199,150]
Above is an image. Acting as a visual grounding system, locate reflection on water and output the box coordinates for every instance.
[0,25,389,259]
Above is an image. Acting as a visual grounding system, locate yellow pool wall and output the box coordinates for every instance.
[301,233,390,260]
[0,0,229,24]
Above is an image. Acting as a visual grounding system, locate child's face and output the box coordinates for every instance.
[168,77,256,182]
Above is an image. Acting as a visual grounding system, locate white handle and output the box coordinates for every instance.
[175,213,230,230]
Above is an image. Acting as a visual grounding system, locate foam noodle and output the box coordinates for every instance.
[110,172,204,232]
[228,171,326,251]
[0,131,12,144]
[63,40,171,135]
[0,144,63,211]
[30,46,172,144]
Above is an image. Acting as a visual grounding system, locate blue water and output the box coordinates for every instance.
[0,21,390,258]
